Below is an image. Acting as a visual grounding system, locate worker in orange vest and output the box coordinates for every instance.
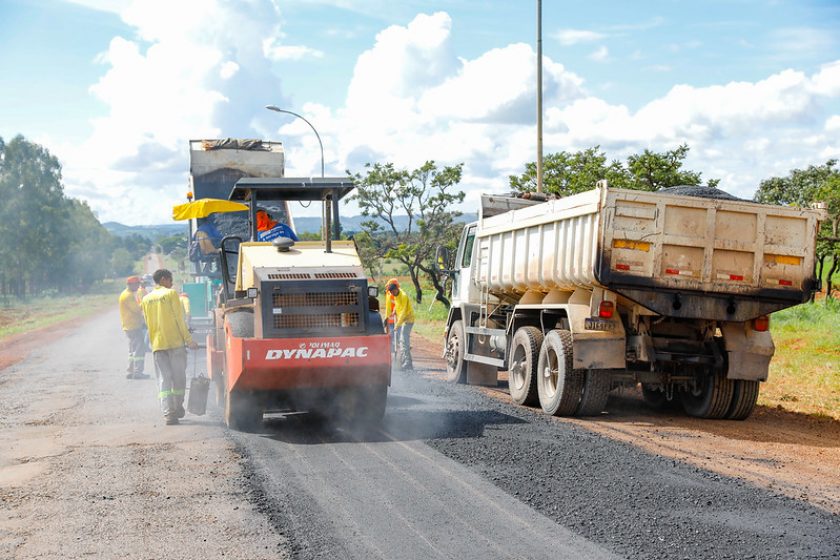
[384,277,399,356]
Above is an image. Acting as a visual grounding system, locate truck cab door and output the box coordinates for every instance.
[452,224,477,306]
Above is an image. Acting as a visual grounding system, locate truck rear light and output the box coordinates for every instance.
[729,274,744,281]
[753,316,770,332]
[615,263,630,271]
[598,301,614,319]
[778,279,793,287]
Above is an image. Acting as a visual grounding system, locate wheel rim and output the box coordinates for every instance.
[543,348,559,398]
[446,333,460,370]
[510,345,526,392]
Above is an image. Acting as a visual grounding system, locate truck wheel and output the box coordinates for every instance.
[537,330,584,416]
[225,391,262,432]
[576,370,611,416]
[680,370,734,419]
[226,310,254,338]
[445,320,467,383]
[509,327,543,406]
[726,380,759,420]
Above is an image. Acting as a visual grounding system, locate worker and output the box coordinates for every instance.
[119,276,149,380]
[384,277,399,356]
[386,280,415,371]
[141,269,198,425]
[256,208,299,241]
[196,215,222,254]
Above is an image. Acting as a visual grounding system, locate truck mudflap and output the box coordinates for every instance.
[225,333,391,392]
[720,322,774,381]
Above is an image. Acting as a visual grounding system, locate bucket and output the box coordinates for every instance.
[187,376,210,415]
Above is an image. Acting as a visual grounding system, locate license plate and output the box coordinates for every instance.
[584,318,615,331]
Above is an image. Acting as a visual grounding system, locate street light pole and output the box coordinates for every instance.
[265,105,324,178]
[265,105,339,251]
[536,0,543,194]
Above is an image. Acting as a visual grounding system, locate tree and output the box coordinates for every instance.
[755,160,840,298]
[509,144,717,196]
[350,161,465,304]
[0,135,124,297]
[626,144,719,190]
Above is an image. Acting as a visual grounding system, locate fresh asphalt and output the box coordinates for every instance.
[227,359,839,560]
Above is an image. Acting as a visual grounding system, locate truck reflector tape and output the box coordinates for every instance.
[773,255,801,266]
[613,239,651,252]
[615,263,630,271]
[778,279,793,286]
[665,268,694,277]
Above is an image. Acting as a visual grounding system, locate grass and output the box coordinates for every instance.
[761,298,840,419]
[0,288,117,340]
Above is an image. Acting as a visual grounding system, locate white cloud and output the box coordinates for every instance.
[553,29,605,46]
[588,46,609,62]
[219,61,239,80]
[52,3,840,225]
[262,39,324,61]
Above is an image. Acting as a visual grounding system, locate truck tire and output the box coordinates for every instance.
[226,309,254,338]
[508,327,543,406]
[680,370,734,419]
[445,320,467,383]
[576,370,611,416]
[225,391,262,432]
[537,330,584,416]
[726,380,760,420]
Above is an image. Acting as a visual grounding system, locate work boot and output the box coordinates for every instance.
[165,416,179,425]
[176,406,186,419]
[134,373,151,380]
[126,372,136,379]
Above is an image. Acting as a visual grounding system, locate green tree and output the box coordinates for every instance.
[755,160,840,297]
[350,161,465,304]
[510,144,717,196]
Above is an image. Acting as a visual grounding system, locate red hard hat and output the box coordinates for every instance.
[126,276,141,284]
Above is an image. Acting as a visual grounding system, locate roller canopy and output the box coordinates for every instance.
[229,177,355,202]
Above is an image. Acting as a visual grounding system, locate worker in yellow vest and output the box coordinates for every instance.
[384,277,399,356]
[118,276,149,380]
[141,269,197,425]
[386,280,415,371]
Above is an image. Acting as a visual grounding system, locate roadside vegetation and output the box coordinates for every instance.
[761,299,840,420]
[0,289,116,340]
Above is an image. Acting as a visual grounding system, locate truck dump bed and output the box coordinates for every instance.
[475,186,823,321]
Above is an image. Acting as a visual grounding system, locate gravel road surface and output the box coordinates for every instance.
[1,309,837,559]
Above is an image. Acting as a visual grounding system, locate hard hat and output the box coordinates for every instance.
[126,276,141,284]
[386,277,400,289]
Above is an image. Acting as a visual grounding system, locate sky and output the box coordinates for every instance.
[1,0,839,225]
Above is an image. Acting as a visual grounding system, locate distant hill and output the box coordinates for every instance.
[104,212,478,238]
[103,222,185,239]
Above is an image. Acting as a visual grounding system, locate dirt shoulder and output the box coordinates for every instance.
[413,334,840,515]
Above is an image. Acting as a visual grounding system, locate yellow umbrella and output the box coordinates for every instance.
[172,198,249,221]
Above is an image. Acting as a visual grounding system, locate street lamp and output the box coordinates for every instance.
[265,105,324,178]
[265,104,338,250]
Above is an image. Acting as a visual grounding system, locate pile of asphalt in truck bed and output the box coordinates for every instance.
[659,185,742,200]
[406,376,838,560]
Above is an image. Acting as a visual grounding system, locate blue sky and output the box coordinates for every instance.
[1,0,838,224]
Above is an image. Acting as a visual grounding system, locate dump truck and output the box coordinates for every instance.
[206,177,390,431]
[186,139,291,341]
[440,182,826,420]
